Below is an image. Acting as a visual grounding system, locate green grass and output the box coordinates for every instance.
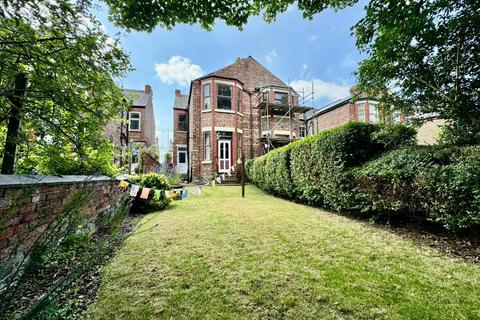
[87,186,480,320]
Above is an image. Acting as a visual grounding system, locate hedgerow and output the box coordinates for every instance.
[246,121,480,230]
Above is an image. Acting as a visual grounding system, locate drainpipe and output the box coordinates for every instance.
[248,91,254,158]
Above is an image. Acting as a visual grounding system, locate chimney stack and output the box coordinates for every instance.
[144,84,152,95]
[175,89,181,97]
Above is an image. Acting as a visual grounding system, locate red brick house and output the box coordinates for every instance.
[301,93,383,135]
[105,85,159,173]
[172,56,310,180]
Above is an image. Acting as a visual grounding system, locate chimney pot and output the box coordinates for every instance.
[175,89,181,97]
[144,84,152,95]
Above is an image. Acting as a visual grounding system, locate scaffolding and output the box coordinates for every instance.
[255,79,315,153]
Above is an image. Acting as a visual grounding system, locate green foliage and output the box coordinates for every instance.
[355,145,480,229]
[129,173,170,190]
[0,0,131,175]
[372,124,417,150]
[247,122,480,230]
[102,0,356,32]
[354,0,480,144]
[128,173,171,213]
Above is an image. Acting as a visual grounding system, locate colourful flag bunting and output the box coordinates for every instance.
[216,176,222,184]
[119,180,129,188]
[154,189,161,200]
[211,180,216,188]
[182,189,188,198]
[140,187,151,199]
[129,184,139,197]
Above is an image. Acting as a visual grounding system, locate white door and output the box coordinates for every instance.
[218,140,231,173]
[176,145,188,174]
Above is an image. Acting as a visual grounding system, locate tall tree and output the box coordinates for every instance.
[0,0,132,174]
[353,0,480,144]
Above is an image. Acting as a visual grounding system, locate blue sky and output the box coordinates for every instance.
[93,1,367,156]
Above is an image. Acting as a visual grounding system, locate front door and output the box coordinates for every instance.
[176,145,188,174]
[218,140,231,173]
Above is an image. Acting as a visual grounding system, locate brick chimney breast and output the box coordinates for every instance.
[175,89,181,97]
[145,84,152,95]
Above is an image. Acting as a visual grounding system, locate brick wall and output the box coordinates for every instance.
[0,175,125,274]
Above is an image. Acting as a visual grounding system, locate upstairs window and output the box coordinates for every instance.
[369,103,378,123]
[177,114,187,131]
[217,84,232,110]
[358,103,366,122]
[128,112,140,131]
[204,132,211,161]
[274,92,288,104]
[299,126,306,138]
[203,84,210,110]
[237,89,241,112]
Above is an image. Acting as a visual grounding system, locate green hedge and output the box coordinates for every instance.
[246,121,480,230]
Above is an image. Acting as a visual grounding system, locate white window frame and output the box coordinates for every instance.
[357,103,366,122]
[128,112,141,131]
[204,132,211,161]
[369,102,378,123]
[203,83,211,110]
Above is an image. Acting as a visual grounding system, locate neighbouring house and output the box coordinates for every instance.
[301,88,389,136]
[105,85,160,174]
[301,87,444,144]
[171,56,311,180]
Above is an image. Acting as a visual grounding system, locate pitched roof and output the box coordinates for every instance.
[122,89,149,107]
[174,94,189,109]
[198,56,287,90]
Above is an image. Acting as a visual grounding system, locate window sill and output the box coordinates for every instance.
[128,129,141,132]
[201,160,212,164]
[176,130,188,133]
[237,112,244,117]
[215,109,235,114]
[201,109,212,113]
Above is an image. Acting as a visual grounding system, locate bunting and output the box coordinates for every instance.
[140,187,151,199]
[129,184,140,197]
[119,180,129,188]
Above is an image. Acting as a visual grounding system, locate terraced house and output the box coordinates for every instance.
[172,56,310,180]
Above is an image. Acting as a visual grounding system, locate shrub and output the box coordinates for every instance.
[128,173,170,213]
[289,121,382,209]
[354,145,480,229]
[372,124,417,150]
[246,121,480,231]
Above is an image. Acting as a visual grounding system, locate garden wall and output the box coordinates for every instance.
[0,175,124,260]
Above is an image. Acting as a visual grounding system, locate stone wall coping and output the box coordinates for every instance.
[0,174,118,189]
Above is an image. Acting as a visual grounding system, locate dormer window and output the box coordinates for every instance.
[128,112,141,131]
[217,84,232,110]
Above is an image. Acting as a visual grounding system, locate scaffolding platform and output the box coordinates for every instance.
[255,101,312,113]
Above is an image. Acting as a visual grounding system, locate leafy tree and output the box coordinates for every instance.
[0,0,132,175]
[101,0,479,144]
[353,0,480,144]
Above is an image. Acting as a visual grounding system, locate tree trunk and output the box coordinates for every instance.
[1,73,27,174]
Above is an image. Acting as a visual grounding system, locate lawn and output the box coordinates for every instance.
[86,186,480,320]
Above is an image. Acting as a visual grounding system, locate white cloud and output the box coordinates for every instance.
[341,54,357,68]
[154,56,204,86]
[265,49,278,64]
[290,79,351,102]
[309,35,319,44]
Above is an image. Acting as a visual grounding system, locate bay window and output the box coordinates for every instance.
[217,84,232,110]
